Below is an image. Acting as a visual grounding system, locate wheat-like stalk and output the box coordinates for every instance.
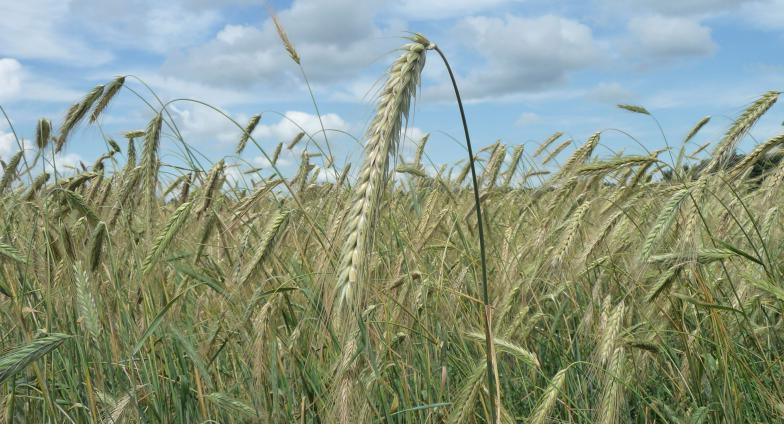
[333,34,432,310]
[108,166,140,226]
[57,84,104,152]
[646,264,683,302]
[141,113,163,223]
[465,331,539,368]
[73,262,100,339]
[542,139,572,165]
[196,160,225,218]
[594,300,624,369]
[88,222,107,272]
[287,132,305,150]
[271,14,300,65]
[577,155,655,175]
[640,186,690,259]
[162,174,188,199]
[707,91,779,172]
[60,189,100,224]
[447,360,487,423]
[96,176,113,208]
[617,104,650,115]
[761,206,778,242]
[482,142,506,189]
[559,132,600,177]
[235,179,283,219]
[581,208,624,264]
[413,133,430,166]
[124,135,138,177]
[0,241,26,264]
[271,142,283,165]
[528,367,568,424]
[395,163,428,179]
[237,209,289,286]
[683,116,711,144]
[0,333,70,384]
[90,76,125,123]
[141,201,193,275]
[0,151,23,194]
[454,160,471,185]
[553,200,592,265]
[729,133,784,177]
[534,131,564,157]
[23,172,50,201]
[177,173,192,205]
[35,118,52,150]
[206,392,256,418]
[502,144,524,187]
[236,114,261,154]
[596,346,627,424]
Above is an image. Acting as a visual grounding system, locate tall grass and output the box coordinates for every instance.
[1,31,784,424]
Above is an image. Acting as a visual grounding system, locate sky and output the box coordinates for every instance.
[1,0,783,181]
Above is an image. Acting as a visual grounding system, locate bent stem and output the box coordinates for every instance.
[433,45,500,423]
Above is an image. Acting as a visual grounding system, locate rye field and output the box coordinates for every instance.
[1,33,784,423]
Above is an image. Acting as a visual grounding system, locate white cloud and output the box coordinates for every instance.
[392,0,518,19]
[70,0,221,54]
[600,0,752,15]
[398,126,428,161]
[0,58,84,103]
[0,59,22,102]
[627,15,717,60]
[314,167,340,183]
[515,112,542,126]
[51,153,84,173]
[0,129,19,160]
[442,14,600,100]
[162,0,399,89]
[587,82,635,103]
[254,111,350,143]
[0,0,228,67]
[740,0,784,30]
[171,105,247,146]
[0,124,82,175]
[248,111,356,175]
[0,0,112,66]
[169,107,350,169]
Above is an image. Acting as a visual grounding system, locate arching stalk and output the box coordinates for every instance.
[433,45,500,424]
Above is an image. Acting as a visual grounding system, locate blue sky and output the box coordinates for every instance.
[1,0,783,180]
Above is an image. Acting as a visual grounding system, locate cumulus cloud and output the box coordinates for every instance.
[627,15,717,60]
[515,112,542,126]
[398,126,429,161]
[587,82,635,103]
[70,0,220,54]
[51,153,84,174]
[171,105,247,146]
[254,111,350,143]
[162,0,398,90]
[600,0,752,15]
[0,129,20,160]
[169,107,350,168]
[740,0,784,30]
[439,14,600,100]
[0,59,22,102]
[0,123,82,177]
[0,0,112,66]
[392,0,518,20]
[0,58,84,103]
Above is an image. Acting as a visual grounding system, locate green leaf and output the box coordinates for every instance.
[131,292,185,356]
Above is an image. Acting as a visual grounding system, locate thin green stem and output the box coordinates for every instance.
[433,45,498,424]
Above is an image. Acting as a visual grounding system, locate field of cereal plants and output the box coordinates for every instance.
[2,31,784,423]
